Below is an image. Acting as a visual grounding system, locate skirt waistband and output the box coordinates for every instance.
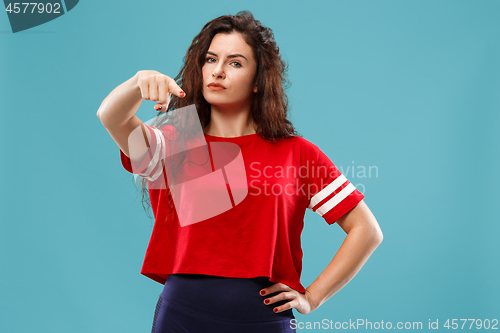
[160,273,295,323]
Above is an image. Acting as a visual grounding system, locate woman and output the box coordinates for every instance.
[97,10,382,333]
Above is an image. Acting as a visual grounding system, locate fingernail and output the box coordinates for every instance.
[264,299,270,304]
[260,290,266,295]
[180,91,185,96]
[155,105,161,111]
[274,308,278,313]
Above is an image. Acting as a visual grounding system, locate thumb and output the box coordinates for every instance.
[154,103,166,112]
[154,91,172,112]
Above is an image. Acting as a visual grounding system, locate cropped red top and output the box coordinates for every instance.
[119,125,365,293]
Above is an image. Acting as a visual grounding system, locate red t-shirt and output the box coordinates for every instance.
[119,125,365,293]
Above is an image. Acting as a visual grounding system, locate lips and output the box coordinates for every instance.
[208,82,226,91]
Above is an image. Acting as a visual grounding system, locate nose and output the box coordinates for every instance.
[212,64,226,79]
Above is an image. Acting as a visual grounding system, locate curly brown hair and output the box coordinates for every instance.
[136,10,302,225]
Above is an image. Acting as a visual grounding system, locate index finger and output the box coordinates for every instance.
[167,78,186,98]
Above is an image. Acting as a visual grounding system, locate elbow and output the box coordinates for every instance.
[352,223,383,249]
[96,99,110,126]
[366,219,383,247]
[367,213,383,246]
[373,223,383,246]
[97,108,105,123]
[376,229,383,246]
[97,109,110,127]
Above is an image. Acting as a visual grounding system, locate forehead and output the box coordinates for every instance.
[208,32,254,59]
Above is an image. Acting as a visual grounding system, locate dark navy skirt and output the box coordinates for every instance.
[151,273,296,333]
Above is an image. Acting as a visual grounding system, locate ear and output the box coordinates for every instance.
[253,85,258,93]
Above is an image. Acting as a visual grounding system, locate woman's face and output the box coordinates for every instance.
[202,32,258,109]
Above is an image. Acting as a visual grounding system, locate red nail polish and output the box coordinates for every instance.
[264,299,269,304]
[274,308,278,313]
[260,290,266,295]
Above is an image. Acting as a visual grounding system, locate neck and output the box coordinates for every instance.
[204,100,256,137]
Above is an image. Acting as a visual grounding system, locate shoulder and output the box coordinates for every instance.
[293,135,318,148]
[288,135,321,155]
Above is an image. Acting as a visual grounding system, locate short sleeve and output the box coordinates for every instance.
[306,145,365,225]
[119,124,176,182]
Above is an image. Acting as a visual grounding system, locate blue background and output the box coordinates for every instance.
[1,0,499,332]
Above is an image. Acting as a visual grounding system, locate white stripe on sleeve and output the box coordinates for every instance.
[315,182,356,217]
[139,127,165,181]
[308,174,348,210]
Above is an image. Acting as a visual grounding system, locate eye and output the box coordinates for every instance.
[231,61,242,68]
[205,57,216,63]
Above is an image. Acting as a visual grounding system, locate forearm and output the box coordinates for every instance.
[305,225,382,311]
[97,72,143,128]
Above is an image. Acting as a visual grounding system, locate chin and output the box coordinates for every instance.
[203,92,229,106]
[203,95,222,105]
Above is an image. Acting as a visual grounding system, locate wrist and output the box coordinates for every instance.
[133,71,140,88]
[305,288,322,312]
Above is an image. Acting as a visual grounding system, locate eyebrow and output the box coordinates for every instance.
[206,51,248,61]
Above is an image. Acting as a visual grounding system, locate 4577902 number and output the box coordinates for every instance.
[5,2,62,14]
[444,319,498,330]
